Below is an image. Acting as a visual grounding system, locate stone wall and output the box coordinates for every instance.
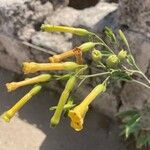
[0,0,150,121]
[117,0,150,111]
[0,0,117,73]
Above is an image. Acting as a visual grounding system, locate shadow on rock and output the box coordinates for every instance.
[0,68,127,150]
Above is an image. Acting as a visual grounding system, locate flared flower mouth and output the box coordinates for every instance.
[6,82,17,92]
[69,110,83,131]
[23,62,36,74]
[68,106,88,131]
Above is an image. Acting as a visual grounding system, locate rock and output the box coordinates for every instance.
[120,82,150,110]
[140,105,150,131]
[74,82,118,119]
[118,0,150,38]
[74,2,117,31]
[92,92,117,118]
[117,31,150,114]
[120,82,150,131]
[32,2,118,52]
[0,34,31,72]
[31,32,73,53]
[116,0,150,113]
[45,7,80,26]
[0,0,53,72]
[50,0,69,9]
[0,0,150,121]
[124,31,150,73]
[0,1,118,72]
[0,0,53,41]
[18,25,36,41]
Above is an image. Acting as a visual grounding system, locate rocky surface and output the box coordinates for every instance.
[0,67,127,150]
[118,0,150,38]
[117,0,150,111]
[0,0,117,73]
[0,0,150,141]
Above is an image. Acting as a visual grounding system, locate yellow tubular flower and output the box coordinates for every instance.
[49,50,74,63]
[41,24,92,36]
[23,62,84,74]
[50,76,76,126]
[68,105,89,131]
[6,74,51,92]
[2,85,42,122]
[68,81,107,131]
[49,42,98,63]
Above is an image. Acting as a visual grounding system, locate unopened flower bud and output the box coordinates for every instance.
[92,49,102,62]
[118,49,127,61]
[106,54,119,68]
[79,42,97,52]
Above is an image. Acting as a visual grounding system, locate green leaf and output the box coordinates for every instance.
[116,110,139,118]
[126,114,140,126]
[49,97,76,111]
[111,70,132,81]
[136,135,150,149]
[124,115,141,139]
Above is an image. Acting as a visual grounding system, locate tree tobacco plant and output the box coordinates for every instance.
[1,24,150,149]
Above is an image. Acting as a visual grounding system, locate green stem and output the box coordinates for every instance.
[132,80,150,89]
[77,77,87,88]
[80,72,110,78]
[123,65,150,85]
[135,69,150,85]
[77,72,110,88]
[91,33,115,54]
[75,65,88,76]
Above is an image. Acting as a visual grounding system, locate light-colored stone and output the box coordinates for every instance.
[31,32,73,53]
[0,0,118,72]
[74,2,117,31]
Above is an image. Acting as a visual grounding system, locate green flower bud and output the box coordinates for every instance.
[92,49,102,62]
[78,42,97,52]
[118,49,127,61]
[63,62,85,70]
[106,54,119,68]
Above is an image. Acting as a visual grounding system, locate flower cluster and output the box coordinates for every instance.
[1,25,150,148]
